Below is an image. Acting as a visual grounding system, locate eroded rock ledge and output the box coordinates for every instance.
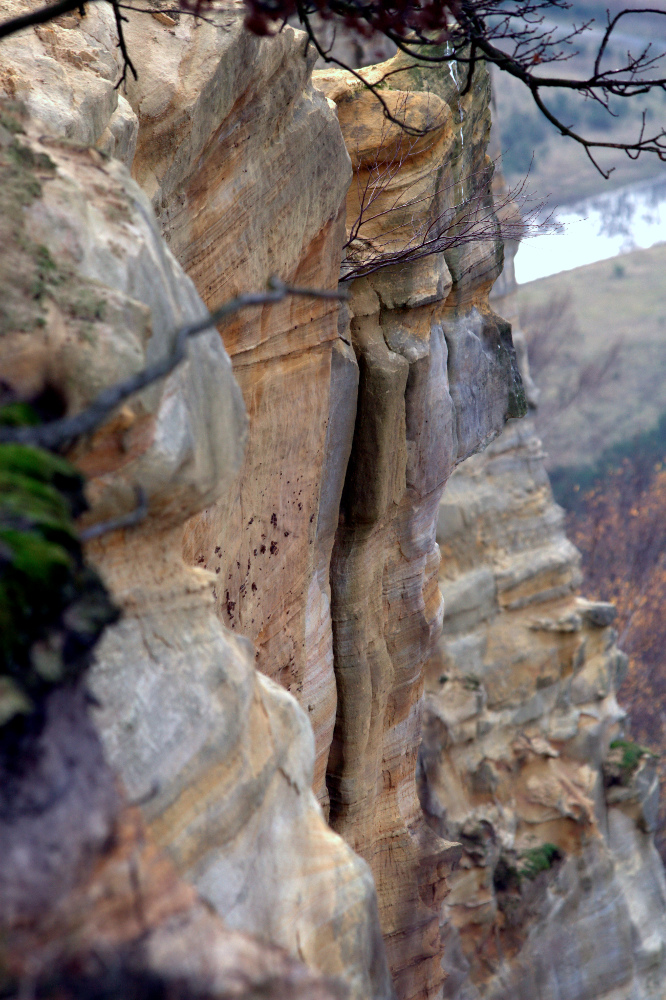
[1,6,664,1000]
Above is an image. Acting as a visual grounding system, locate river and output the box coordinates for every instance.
[514,174,666,284]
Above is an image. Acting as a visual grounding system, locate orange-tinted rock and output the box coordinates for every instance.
[0,93,390,999]
[417,190,666,1000]
[316,56,525,1000]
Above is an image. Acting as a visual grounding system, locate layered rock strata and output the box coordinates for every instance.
[0,20,391,996]
[313,56,524,1000]
[0,686,344,1000]
[7,7,634,1000]
[418,217,666,999]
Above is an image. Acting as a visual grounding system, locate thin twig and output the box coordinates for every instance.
[0,278,346,451]
[79,486,148,540]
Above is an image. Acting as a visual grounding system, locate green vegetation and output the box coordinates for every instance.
[0,404,118,728]
[493,843,563,892]
[609,738,657,774]
[519,843,562,880]
[550,410,666,511]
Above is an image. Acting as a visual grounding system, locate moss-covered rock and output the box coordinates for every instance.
[0,402,118,730]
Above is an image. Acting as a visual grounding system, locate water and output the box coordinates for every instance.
[514,175,666,284]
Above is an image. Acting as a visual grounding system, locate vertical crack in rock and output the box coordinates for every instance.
[317,51,524,1000]
[415,171,666,1000]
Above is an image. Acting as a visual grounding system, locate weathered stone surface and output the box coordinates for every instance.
[419,224,666,999]
[316,55,524,1000]
[1,719,346,1000]
[118,8,353,806]
[0,2,138,165]
[0,95,389,999]
[7,11,665,1000]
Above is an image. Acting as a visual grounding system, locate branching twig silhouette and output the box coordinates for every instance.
[1,0,665,171]
[0,279,346,451]
[341,99,546,281]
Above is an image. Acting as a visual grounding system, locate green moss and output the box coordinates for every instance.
[0,411,119,728]
[69,290,106,322]
[519,843,562,879]
[0,101,111,346]
[609,738,656,773]
[7,140,55,174]
[0,110,57,337]
[0,109,25,134]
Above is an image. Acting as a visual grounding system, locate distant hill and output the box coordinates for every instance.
[492,0,666,206]
[516,242,666,479]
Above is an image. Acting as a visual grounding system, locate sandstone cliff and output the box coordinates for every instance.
[1,6,665,1000]
[417,217,666,1000]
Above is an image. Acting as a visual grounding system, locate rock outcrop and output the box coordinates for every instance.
[0,14,391,997]
[0,687,345,1000]
[313,56,524,1000]
[417,203,666,1000]
[3,5,666,1000]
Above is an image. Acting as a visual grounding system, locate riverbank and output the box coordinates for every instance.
[515,175,666,283]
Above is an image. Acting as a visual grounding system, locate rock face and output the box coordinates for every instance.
[0,7,522,996]
[417,211,666,1000]
[3,6,665,1000]
[0,17,390,998]
[0,690,345,1000]
[313,57,524,1000]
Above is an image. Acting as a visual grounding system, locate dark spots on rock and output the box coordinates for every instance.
[309,513,315,523]
[226,599,236,615]
[251,582,257,592]
[261,533,266,540]
[298,503,302,511]
[260,544,266,554]
[270,513,277,527]
[247,558,251,572]
[214,546,221,555]
[215,567,220,574]
[197,555,205,564]
[270,541,278,555]
[248,517,254,525]
[236,561,240,569]
[254,549,257,556]
[239,583,246,595]
[284,530,290,537]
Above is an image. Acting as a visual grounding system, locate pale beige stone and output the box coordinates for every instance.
[318,54,524,1000]
[419,205,666,1000]
[0,89,390,1000]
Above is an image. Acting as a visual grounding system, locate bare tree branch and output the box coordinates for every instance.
[79,486,148,539]
[341,105,547,281]
[0,279,346,451]
[2,0,665,169]
[0,0,96,39]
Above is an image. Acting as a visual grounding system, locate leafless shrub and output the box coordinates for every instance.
[341,94,546,282]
